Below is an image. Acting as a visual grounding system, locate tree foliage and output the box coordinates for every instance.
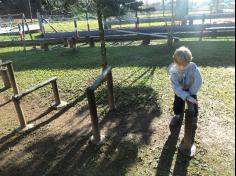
[41,0,145,18]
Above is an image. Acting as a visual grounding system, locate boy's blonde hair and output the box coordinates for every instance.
[173,46,193,65]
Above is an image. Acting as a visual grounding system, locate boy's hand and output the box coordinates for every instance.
[187,96,198,104]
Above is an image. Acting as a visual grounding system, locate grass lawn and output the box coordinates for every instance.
[0,37,235,176]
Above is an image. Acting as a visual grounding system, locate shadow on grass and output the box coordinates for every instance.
[0,84,162,176]
[155,121,191,176]
[156,125,182,176]
[0,40,234,71]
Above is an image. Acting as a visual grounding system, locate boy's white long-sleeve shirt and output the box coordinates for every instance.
[169,62,203,101]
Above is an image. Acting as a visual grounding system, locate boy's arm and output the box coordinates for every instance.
[189,66,203,95]
[171,73,190,101]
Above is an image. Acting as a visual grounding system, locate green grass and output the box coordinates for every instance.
[0,37,235,176]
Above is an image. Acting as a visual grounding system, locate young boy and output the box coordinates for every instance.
[169,46,203,132]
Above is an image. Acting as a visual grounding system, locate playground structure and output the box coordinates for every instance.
[0,12,234,50]
[0,60,67,131]
[0,13,38,53]
[0,59,115,144]
[87,65,115,144]
[0,13,39,35]
[37,13,80,37]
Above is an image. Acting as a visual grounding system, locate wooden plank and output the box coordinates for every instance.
[116,29,180,40]
[0,61,13,67]
[14,77,58,99]
[89,66,112,91]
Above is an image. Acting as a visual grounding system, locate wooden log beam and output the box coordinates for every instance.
[89,66,112,91]
[0,61,13,67]
[116,29,180,40]
[0,30,234,48]
[14,77,57,100]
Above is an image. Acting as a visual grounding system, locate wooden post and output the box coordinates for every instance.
[51,80,61,106]
[44,43,49,51]
[107,71,115,111]
[12,97,27,129]
[6,63,19,95]
[89,37,95,47]
[141,38,151,45]
[179,101,196,157]
[69,39,73,49]
[69,38,76,50]
[87,88,101,144]
[72,37,77,50]
[0,68,11,89]
[64,38,69,47]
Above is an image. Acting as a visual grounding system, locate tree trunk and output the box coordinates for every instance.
[96,1,108,70]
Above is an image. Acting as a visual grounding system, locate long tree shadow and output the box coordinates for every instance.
[0,85,162,176]
[156,125,182,176]
[172,150,191,176]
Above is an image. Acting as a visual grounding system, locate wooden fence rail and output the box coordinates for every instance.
[12,77,67,131]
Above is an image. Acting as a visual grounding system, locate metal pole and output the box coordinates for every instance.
[87,88,101,143]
